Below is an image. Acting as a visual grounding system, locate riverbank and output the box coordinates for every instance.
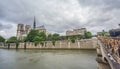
[0,47,96,50]
[0,39,98,50]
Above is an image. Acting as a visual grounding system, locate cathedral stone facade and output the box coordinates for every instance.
[16,17,48,40]
[16,24,31,40]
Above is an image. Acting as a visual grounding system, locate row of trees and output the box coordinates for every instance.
[0,30,92,48]
[98,32,110,36]
[25,30,92,44]
[0,36,20,49]
[25,30,60,46]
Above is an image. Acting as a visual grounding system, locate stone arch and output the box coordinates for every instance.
[104,57,108,62]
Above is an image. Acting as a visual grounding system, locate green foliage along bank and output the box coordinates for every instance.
[0,30,93,48]
[0,36,5,43]
[6,36,20,49]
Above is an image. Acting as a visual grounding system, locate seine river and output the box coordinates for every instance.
[0,49,97,69]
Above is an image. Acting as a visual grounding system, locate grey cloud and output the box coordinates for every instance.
[0,23,13,30]
[0,0,120,38]
[78,0,120,11]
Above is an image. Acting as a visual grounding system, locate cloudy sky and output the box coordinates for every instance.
[0,0,120,38]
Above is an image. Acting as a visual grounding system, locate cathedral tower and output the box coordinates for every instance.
[16,24,24,40]
[25,25,31,34]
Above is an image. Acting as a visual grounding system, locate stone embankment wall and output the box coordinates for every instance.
[0,39,98,49]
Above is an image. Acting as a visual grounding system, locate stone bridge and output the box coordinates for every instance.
[96,40,120,69]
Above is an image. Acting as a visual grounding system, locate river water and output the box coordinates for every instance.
[0,49,97,69]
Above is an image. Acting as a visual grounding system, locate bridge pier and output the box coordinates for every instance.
[97,47,102,57]
[96,41,111,69]
[96,57,111,69]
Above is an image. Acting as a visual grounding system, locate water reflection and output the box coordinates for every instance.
[0,49,97,69]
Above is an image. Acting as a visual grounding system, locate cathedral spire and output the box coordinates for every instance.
[33,16,36,29]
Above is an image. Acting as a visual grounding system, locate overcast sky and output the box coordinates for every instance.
[0,0,120,38]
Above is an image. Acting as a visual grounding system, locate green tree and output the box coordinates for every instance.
[70,36,76,43]
[23,37,27,50]
[53,33,59,36]
[75,35,85,40]
[0,36,5,42]
[7,36,17,43]
[51,33,60,46]
[15,40,20,49]
[7,36,20,49]
[85,32,92,39]
[39,32,46,46]
[52,39,56,46]
[102,32,110,36]
[38,32,46,41]
[33,36,41,46]
[26,30,39,42]
[47,34,52,41]
[60,36,67,40]
[24,42,27,50]
[33,32,47,46]
[52,33,60,40]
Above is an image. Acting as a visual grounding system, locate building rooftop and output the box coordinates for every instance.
[36,25,46,29]
[110,28,120,31]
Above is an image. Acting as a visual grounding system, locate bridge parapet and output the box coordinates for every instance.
[97,36,120,69]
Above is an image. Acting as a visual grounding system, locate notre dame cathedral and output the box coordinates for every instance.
[16,17,48,40]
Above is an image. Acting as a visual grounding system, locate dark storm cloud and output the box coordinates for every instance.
[0,0,120,38]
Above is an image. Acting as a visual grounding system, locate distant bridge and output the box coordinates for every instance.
[96,40,120,69]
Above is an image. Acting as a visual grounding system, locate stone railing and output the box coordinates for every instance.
[98,36,120,65]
